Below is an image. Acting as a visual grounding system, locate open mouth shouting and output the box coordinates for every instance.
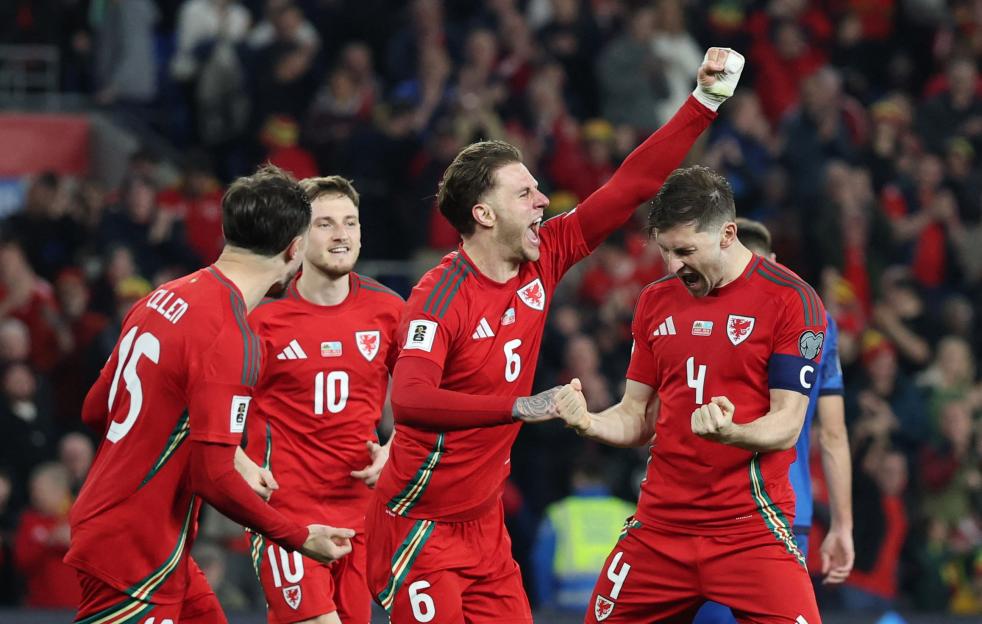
[677,269,704,293]
[527,217,542,246]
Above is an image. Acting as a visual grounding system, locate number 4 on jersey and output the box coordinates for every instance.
[686,356,706,405]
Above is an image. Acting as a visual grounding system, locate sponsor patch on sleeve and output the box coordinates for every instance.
[230,395,251,433]
[405,320,437,352]
[798,331,825,360]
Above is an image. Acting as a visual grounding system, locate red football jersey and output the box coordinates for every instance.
[374,210,590,522]
[66,266,261,603]
[246,273,403,530]
[628,256,827,537]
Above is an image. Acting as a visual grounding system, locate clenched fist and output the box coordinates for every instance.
[557,378,591,434]
[693,47,745,111]
[691,396,736,443]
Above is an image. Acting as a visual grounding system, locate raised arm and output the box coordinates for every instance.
[575,48,745,250]
[559,379,658,448]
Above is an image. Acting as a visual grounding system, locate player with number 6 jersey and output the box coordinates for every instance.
[368,48,745,623]
[246,176,403,624]
[66,166,355,624]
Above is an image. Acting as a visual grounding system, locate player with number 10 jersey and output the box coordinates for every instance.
[246,176,403,624]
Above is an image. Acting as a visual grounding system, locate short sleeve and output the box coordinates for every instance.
[767,284,828,395]
[625,296,658,386]
[187,322,260,444]
[818,315,844,396]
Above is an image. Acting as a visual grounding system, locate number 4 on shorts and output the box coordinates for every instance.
[606,551,631,599]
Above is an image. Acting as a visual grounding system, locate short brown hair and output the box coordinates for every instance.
[645,166,735,237]
[300,175,360,207]
[735,218,772,255]
[437,140,523,235]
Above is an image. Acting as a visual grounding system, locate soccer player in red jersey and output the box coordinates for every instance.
[366,48,745,623]
[246,176,404,624]
[557,166,827,623]
[66,166,355,624]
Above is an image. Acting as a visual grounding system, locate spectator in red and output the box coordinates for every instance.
[841,446,910,610]
[13,462,80,608]
[880,153,957,289]
[751,19,826,124]
[157,152,227,264]
[549,118,617,201]
[49,269,109,427]
[919,401,980,527]
[0,240,61,373]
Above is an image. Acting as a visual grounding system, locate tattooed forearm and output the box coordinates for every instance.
[512,387,561,423]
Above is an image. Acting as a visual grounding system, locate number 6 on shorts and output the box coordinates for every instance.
[408,580,435,622]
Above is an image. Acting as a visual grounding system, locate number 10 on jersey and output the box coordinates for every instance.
[313,371,349,414]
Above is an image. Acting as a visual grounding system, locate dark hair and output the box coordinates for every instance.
[735,218,772,255]
[645,166,735,237]
[300,175,360,207]
[222,164,311,256]
[437,140,523,236]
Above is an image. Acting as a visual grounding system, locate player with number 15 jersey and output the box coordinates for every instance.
[65,166,350,624]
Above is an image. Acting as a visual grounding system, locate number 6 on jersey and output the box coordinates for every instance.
[503,339,522,382]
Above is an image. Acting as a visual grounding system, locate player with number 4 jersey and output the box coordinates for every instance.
[368,48,744,624]
[246,176,403,624]
[557,167,826,623]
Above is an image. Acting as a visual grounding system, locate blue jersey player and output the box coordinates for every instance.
[694,219,854,624]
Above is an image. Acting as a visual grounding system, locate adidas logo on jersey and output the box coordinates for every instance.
[276,339,308,360]
[472,317,495,340]
[652,316,676,336]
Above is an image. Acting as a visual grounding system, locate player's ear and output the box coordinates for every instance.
[472,202,495,229]
[285,234,305,262]
[719,221,738,249]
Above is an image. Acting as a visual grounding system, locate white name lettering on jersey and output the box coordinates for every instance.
[145,288,189,325]
[405,320,437,352]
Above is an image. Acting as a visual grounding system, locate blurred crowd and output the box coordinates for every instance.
[2,0,982,615]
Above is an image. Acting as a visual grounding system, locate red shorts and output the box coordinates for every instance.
[365,497,532,624]
[585,521,821,624]
[251,531,371,624]
[74,557,226,624]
